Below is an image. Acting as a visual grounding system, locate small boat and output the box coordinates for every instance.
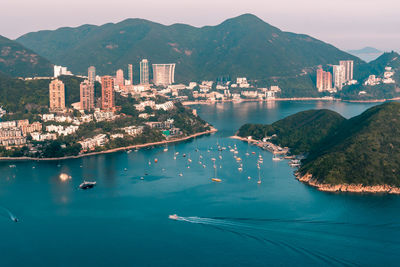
[203,165,206,168]
[272,156,282,161]
[257,180,262,184]
[245,153,250,156]
[134,149,139,152]
[212,178,222,182]
[13,217,18,223]
[140,177,144,180]
[183,154,186,157]
[179,173,183,177]
[154,158,158,163]
[79,181,96,190]
[199,155,203,159]
[124,168,128,171]
[174,156,177,160]
[219,155,223,160]
[175,152,179,155]
[169,214,179,220]
[148,161,151,165]
[8,164,16,168]
[238,167,243,172]
[187,166,190,169]
[236,157,242,161]
[127,150,132,154]
[188,159,192,163]
[248,176,251,180]
[234,151,239,154]
[252,152,256,155]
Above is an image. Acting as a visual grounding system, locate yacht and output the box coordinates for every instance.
[79,181,96,190]
[169,214,179,220]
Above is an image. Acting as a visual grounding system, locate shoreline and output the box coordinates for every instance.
[183,97,400,106]
[231,135,400,195]
[296,173,400,194]
[0,127,218,162]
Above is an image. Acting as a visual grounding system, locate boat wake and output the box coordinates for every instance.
[171,215,359,266]
[0,206,18,222]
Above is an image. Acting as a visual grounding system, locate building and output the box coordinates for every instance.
[116,69,124,87]
[339,60,354,81]
[53,65,72,77]
[140,59,149,84]
[152,64,175,86]
[88,66,96,84]
[80,80,95,111]
[333,65,346,90]
[101,76,115,111]
[316,68,332,92]
[49,79,66,112]
[128,64,133,85]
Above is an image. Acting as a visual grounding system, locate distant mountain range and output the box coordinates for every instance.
[16,14,360,83]
[0,35,52,77]
[347,47,383,62]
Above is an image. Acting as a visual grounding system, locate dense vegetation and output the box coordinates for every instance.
[301,102,400,186]
[239,102,400,186]
[238,109,345,155]
[17,14,359,85]
[0,73,100,119]
[0,35,52,77]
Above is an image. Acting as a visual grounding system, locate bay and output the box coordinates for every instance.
[1,101,399,266]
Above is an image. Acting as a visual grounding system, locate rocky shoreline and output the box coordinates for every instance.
[296,173,400,194]
[0,127,218,162]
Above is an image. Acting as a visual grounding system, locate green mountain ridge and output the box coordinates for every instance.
[0,35,53,77]
[237,102,400,186]
[16,14,360,83]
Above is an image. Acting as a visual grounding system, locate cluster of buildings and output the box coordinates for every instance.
[316,60,356,92]
[364,67,396,86]
[0,120,42,147]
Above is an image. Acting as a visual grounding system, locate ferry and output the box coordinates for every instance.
[79,181,96,190]
[169,214,179,220]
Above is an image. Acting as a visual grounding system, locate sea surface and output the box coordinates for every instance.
[1,101,400,266]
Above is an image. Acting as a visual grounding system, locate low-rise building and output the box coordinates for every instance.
[79,134,108,151]
[122,126,144,136]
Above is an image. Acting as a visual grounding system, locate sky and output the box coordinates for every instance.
[1,0,399,51]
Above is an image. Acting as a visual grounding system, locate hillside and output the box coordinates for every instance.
[300,102,400,187]
[0,35,53,77]
[16,14,360,85]
[0,74,92,120]
[341,52,400,100]
[238,102,400,188]
[237,109,345,155]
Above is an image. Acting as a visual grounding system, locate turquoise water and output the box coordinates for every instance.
[1,101,400,266]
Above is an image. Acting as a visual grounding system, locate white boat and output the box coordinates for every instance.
[169,214,179,220]
[163,148,168,152]
[179,173,183,177]
[79,181,96,190]
[9,164,16,168]
[272,156,282,161]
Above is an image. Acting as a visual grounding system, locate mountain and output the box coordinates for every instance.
[0,35,53,77]
[238,102,400,188]
[300,102,400,187]
[347,47,383,62]
[16,14,360,84]
[237,109,345,154]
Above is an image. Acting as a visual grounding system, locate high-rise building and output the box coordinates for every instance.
[49,79,66,112]
[140,59,149,84]
[152,64,176,86]
[333,65,346,90]
[340,60,354,81]
[128,64,133,85]
[80,80,95,111]
[101,76,115,111]
[88,66,96,84]
[323,71,332,91]
[316,68,324,92]
[316,68,332,92]
[115,69,124,87]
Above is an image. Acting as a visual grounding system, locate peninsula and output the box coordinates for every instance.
[236,102,400,194]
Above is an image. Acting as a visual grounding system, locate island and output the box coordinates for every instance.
[236,102,400,194]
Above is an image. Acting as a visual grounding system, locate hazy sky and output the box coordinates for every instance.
[2,0,399,51]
